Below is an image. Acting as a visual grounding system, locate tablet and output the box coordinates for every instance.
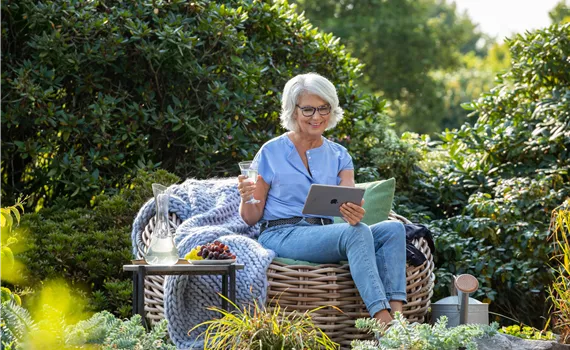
[302,184,365,217]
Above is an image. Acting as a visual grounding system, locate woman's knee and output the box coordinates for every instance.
[374,221,406,243]
[343,223,374,245]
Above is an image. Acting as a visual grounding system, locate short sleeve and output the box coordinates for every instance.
[251,147,275,185]
[338,146,354,172]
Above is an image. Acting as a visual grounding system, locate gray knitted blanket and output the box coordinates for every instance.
[131,177,276,349]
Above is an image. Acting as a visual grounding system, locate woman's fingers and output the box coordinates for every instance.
[340,202,366,225]
[341,202,365,216]
[237,175,256,200]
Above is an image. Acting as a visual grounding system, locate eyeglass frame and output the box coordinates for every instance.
[295,104,332,117]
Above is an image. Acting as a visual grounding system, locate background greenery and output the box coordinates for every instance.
[1,0,413,210]
[1,0,569,336]
[407,23,570,326]
[294,0,509,135]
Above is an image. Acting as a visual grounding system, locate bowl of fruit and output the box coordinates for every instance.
[184,241,237,265]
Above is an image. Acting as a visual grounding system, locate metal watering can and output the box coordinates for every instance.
[430,274,489,327]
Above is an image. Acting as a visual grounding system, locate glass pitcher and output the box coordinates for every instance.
[145,183,179,265]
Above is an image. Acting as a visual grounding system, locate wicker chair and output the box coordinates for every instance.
[135,212,435,348]
[266,213,435,349]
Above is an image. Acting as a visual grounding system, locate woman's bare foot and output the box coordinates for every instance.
[389,301,403,317]
[373,309,393,326]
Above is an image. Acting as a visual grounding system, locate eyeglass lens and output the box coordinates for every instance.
[299,105,331,117]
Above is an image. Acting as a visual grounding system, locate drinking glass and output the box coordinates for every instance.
[238,161,260,204]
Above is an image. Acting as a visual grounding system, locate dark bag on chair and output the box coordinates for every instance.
[405,223,435,266]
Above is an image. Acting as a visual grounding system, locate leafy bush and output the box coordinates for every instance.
[1,301,174,350]
[1,0,414,209]
[1,198,27,286]
[415,23,570,327]
[65,311,174,349]
[13,169,179,317]
[1,300,36,349]
[351,313,499,350]
[1,278,93,349]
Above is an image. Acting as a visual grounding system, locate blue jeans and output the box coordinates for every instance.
[258,219,407,317]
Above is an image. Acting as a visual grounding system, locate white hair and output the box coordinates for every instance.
[279,73,344,131]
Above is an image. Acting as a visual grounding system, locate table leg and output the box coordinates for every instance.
[132,271,138,316]
[229,264,236,309]
[221,273,228,311]
[137,266,147,329]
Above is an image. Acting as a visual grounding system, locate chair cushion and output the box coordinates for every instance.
[272,257,349,266]
[272,257,320,266]
[334,177,396,225]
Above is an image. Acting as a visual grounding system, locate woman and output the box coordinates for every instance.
[237,73,406,325]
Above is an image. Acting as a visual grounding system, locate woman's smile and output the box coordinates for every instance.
[308,120,324,128]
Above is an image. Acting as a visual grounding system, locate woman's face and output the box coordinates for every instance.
[294,94,331,137]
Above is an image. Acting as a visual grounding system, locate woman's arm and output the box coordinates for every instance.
[238,175,270,226]
[338,169,355,187]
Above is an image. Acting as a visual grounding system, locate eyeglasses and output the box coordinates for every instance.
[296,104,331,117]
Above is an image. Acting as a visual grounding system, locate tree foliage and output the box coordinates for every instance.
[1,0,414,209]
[294,0,492,134]
[549,0,570,24]
[431,43,511,132]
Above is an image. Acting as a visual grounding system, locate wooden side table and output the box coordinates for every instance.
[123,261,245,328]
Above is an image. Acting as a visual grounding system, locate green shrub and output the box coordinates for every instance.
[1,198,27,286]
[65,311,175,349]
[1,301,174,350]
[413,23,570,327]
[1,0,414,209]
[14,169,179,317]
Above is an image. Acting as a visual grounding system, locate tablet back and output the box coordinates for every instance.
[302,184,365,217]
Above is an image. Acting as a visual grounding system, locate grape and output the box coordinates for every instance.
[195,241,236,261]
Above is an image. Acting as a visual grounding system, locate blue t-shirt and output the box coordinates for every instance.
[251,133,354,221]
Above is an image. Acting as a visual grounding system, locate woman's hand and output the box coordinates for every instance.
[340,200,366,226]
[237,175,258,202]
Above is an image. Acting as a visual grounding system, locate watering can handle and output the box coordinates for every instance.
[455,274,479,294]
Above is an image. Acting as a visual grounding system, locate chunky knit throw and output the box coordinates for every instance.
[131,178,276,349]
